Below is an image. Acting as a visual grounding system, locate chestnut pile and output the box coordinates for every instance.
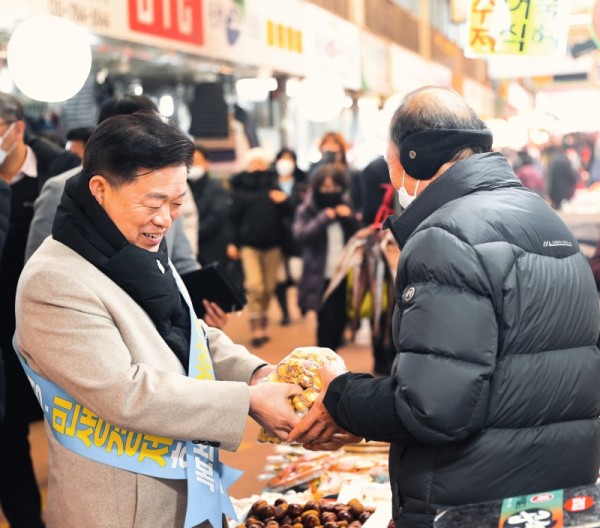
[237,498,374,528]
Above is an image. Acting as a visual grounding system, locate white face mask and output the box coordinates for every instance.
[276,159,295,177]
[0,122,16,166]
[188,165,205,181]
[397,171,420,210]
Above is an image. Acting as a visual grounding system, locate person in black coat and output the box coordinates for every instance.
[548,146,578,209]
[290,87,600,528]
[273,148,307,325]
[0,93,80,528]
[293,164,360,350]
[227,148,292,346]
[187,145,230,267]
[0,179,9,422]
[310,131,364,218]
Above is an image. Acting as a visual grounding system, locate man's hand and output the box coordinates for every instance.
[248,382,302,441]
[201,300,228,329]
[287,365,343,445]
[269,189,288,204]
[335,204,352,218]
[302,431,363,451]
[227,244,240,260]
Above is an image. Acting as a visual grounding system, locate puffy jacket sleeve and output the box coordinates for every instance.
[0,179,9,257]
[198,181,230,243]
[325,225,497,445]
[293,203,331,245]
[591,237,600,291]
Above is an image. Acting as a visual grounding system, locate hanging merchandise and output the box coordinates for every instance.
[189,82,229,138]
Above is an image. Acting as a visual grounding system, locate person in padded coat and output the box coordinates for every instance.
[290,87,600,528]
[0,179,9,421]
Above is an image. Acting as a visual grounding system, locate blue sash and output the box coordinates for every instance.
[14,267,242,528]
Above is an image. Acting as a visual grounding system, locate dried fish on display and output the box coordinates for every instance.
[322,228,400,340]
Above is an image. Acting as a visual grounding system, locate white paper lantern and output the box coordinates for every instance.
[296,75,346,123]
[7,15,92,103]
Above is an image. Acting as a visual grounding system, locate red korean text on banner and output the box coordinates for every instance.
[128,0,204,45]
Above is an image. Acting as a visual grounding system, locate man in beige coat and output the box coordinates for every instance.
[15,111,300,527]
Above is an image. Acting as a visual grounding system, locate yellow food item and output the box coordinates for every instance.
[257,347,346,445]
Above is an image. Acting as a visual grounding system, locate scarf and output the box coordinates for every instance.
[52,171,190,368]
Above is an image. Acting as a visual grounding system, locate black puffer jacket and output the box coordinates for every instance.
[324,152,600,528]
[0,179,9,420]
[228,170,292,250]
[0,179,9,256]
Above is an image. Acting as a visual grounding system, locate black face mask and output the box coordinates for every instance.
[314,191,343,209]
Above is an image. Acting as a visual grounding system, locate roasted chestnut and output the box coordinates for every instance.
[251,500,268,513]
[337,510,354,523]
[348,499,364,517]
[303,500,320,513]
[320,511,337,524]
[287,504,303,517]
[274,504,289,519]
[302,513,320,527]
[358,511,371,523]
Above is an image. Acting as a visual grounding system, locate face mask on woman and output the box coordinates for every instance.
[314,191,343,209]
[188,165,205,181]
[276,159,295,177]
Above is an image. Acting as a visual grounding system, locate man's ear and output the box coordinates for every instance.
[89,175,108,206]
[13,120,26,139]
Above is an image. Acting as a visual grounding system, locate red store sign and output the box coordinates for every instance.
[128,0,204,45]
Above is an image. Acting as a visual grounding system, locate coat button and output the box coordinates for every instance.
[404,287,415,302]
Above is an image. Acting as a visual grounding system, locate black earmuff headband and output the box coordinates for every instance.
[400,128,494,180]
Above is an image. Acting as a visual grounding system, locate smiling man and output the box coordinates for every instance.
[14,112,301,528]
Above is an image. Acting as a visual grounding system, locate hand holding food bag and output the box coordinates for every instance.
[257,347,354,446]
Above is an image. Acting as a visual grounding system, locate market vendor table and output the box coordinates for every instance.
[434,484,600,528]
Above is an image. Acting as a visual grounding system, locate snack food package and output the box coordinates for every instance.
[257,347,347,444]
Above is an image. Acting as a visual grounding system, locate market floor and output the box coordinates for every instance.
[0,288,378,526]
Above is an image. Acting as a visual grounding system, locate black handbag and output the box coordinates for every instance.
[181,262,247,317]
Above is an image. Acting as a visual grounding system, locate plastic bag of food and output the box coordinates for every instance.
[257,347,347,444]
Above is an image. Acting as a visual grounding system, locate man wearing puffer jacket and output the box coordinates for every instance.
[0,179,9,421]
[290,86,600,528]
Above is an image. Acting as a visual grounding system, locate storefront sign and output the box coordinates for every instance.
[467,0,569,57]
[128,0,204,45]
[302,3,361,90]
[201,0,307,76]
[591,0,600,48]
[5,0,363,83]
[360,31,391,94]
[13,0,309,76]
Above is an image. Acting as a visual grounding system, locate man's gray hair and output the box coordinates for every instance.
[0,93,24,123]
[389,86,487,151]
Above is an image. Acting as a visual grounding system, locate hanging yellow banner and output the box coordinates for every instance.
[467,0,569,56]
